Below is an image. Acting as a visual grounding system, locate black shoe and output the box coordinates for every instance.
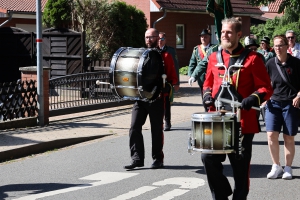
[151,160,164,169]
[164,122,171,131]
[164,126,171,131]
[124,160,144,169]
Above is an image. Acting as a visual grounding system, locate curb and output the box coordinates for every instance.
[0,135,111,163]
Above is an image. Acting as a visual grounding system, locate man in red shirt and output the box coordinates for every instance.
[201,17,273,199]
[124,28,178,170]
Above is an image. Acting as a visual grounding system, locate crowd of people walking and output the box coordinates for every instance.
[122,16,300,200]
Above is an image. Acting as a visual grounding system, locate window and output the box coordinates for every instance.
[176,24,184,48]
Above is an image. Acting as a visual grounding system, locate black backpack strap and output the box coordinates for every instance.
[274,57,298,92]
[235,48,251,65]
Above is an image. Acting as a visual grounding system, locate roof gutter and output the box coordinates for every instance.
[0,10,13,28]
[152,8,167,28]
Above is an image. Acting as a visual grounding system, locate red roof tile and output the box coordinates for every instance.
[0,0,48,13]
[265,0,283,13]
[154,0,263,15]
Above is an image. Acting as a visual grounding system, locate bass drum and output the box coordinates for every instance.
[109,47,164,101]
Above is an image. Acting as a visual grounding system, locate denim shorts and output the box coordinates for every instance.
[265,99,299,136]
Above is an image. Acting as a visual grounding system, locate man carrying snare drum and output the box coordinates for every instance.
[201,17,273,200]
[124,28,178,170]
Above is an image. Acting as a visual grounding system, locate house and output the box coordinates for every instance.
[0,0,47,32]
[122,0,264,67]
[260,0,284,19]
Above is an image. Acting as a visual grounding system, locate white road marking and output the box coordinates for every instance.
[151,189,189,200]
[109,177,205,200]
[13,172,138,200]
[152,177,205,189]
[13,173,205,200]
[109,186,157,200]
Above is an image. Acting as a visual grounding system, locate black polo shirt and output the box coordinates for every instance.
[266,54,300,101]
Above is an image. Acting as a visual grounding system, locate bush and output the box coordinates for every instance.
[179,66,188,75]
[43,0,72,28]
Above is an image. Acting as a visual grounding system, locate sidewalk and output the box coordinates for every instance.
[0,75,204,162]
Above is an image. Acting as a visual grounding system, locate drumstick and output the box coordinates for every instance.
[162,74,167,88]
[96,80,110,85]
[218,98,260,111]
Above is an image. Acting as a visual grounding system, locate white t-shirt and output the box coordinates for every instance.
[287,43,300,59]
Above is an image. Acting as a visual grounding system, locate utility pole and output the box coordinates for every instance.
[36,0,44,126]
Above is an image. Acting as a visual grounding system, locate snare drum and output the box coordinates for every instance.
[109,47,164,101]
[188,112,236,154]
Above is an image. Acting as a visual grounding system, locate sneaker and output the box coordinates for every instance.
[267,164,283,179]
[282,166,293,180]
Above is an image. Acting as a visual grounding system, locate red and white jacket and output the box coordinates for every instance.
[203,45,273,133]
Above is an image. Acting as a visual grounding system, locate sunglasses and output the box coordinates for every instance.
[159,37,165,41]
[287,36,295,39]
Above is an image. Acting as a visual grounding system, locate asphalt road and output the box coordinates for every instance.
[0,119,300,200]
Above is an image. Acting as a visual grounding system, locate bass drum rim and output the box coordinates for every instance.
[109,47,163,101]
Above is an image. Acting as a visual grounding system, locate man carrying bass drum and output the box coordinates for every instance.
[124,28,178,170]
[201,17,273,199]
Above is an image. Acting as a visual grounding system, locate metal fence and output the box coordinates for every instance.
[0,80,37,121]
[0,71,131,122]
[49,70,129,117]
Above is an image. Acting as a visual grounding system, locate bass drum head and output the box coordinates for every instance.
[140,49,164,100]
[109,47,164,101]
[109,47,141,99]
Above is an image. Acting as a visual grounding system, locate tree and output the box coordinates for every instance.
[43,0,72,28]
[71,0,147,59]
[278,7,299,26]
[249,9,300,46]
[247,0,300,13]
[43,0,148,59]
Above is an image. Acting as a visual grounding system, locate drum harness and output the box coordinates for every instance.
[215,48,251,159]
[135,47,168,104]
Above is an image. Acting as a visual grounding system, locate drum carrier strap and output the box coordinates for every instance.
[216,48,251,66]
[215,48,251,108]
[216,48,251,159]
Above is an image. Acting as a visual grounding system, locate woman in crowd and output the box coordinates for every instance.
[265,35,300,180]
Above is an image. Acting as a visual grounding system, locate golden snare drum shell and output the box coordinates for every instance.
[191,112,235,154]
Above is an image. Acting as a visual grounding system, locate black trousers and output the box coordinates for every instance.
[164,96,171,123]
[201,134,254,200]
[129,98,164,162]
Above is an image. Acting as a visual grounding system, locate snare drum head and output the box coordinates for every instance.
[192,112,235,121]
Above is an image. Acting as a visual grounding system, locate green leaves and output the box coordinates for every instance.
[43,0,72,28]
[78,0,147,59]
[250,7,300,46]
[43,0,147,60]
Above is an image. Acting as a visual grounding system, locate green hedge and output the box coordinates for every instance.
[179,66,188,75]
